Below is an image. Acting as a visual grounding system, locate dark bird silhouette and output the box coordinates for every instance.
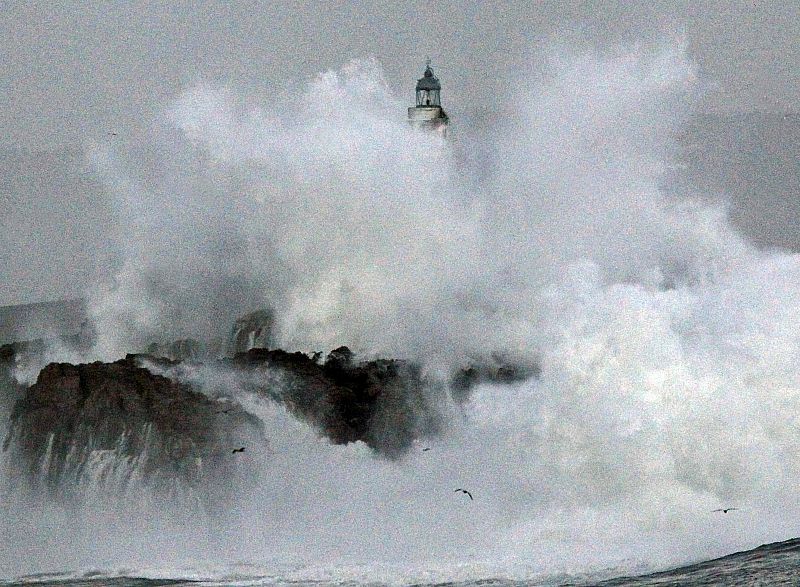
[712,508,738,513]
[454,488,473,500]
[422,447,431,452]
[216,409,232,414]
[231,447,246,454]
[107,132,118,136]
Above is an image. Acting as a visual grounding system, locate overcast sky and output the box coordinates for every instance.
[1,0,798,150]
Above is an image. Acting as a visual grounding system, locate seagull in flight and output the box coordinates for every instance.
[216,408,232,414]
[454,488,473,500]
[422,447,431,452]
[107,132,118,136]
[712,508,738,513]
[231,447,246,454]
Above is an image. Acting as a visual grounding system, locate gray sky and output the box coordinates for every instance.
[0,1,798,150]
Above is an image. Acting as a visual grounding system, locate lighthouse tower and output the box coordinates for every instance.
[408,60,449,136]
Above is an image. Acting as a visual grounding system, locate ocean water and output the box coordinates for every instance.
[3,537,800,586]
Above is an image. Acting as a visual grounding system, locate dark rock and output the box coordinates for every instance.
[450,355,540,400]
[231,347,442,458]
[451,366,480,394]
[325,345,354,369]
[228,309,274,355]
[4,355,264,506]
[0,343,15,364]
[3,343,446,507]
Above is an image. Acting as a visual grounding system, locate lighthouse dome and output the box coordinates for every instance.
[416,65,441,91]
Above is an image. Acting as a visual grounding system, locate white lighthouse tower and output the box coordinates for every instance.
[408,60,449,136]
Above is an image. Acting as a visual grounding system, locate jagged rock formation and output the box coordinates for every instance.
[3,344,445,510]
[4,341,539,509]
[229,346,443,458]
[450,355,541,401]
[228,309,274,355]
[3,355,264,508]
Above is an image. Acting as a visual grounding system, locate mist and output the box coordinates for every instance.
[88,44,735,367]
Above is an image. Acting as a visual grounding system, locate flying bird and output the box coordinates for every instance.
[712,508,738,513]
[107,132,118,136]
[216,408,232,414]
[231,447,246,454]
[454,488,473,500]
[422,447,431,452]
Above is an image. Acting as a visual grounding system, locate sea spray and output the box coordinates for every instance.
[4,42,800,581]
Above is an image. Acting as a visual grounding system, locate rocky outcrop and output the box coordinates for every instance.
[3,355,264,506]
[450,355,540,401]
[3,344,444,508]
[228,309,274,355]
[229,346,442,458]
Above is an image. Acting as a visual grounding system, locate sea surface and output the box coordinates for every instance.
[3,537,800,587]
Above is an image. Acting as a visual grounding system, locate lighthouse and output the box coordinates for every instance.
[408,60,449,136]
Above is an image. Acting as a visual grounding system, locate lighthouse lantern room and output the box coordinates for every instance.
[408,60,449,136]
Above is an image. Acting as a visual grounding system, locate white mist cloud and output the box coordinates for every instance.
[86,45,738,369]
